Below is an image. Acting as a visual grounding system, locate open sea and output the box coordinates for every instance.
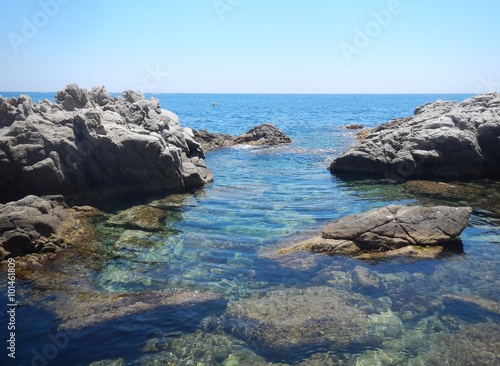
[1,92,499,365]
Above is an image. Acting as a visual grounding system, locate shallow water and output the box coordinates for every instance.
[1,93,499,365]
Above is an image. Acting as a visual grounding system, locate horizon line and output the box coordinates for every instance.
[0,90,483,96]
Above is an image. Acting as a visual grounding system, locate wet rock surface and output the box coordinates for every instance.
[279,205,472,259]
[0,84,212,205]
[106,205,167,231]
[330,93,500,179]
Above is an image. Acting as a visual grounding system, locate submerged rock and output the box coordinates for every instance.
[0,195,77,259]
[193,123,291,151]
[214,286,400,361]
[279,205,472,259]
[55,289,225,330]
[403,180,483,200]
[408,321,500,366]
[0,84,212,204]
[403,179,500,216]
[107,205,167,231]
[330,93,500,180]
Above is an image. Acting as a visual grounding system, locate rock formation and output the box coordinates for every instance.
[234,123,292,146]
[0,195,77,259]
[0,84,212,204]
[192,123,291,151]
[279,205,472,259]
[330,93,500,180]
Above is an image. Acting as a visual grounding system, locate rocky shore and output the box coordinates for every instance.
[0,84,213,205]
[330,93,500,180]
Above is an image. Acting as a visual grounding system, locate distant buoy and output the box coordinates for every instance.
[211,102,216,107]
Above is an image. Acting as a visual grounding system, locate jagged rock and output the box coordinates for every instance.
[234,123,292,146]
[192,123,291,151]
[191,129,236,151]
[279,205,472,259]
[0,84,212,204]
[0,195,77,259]
[330,93,500,180]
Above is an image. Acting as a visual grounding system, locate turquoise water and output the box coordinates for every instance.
[1,93,499,365]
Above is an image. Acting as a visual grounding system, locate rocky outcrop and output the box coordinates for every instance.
[234,123,292,146]
[0,195,77,259]
[191,129,236,151]
[193,123,291,151]
[329,93,500,180]
[0,84,212,204]
[279,205,472,259]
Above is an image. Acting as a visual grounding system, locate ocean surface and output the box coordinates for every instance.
[1,92,499,365]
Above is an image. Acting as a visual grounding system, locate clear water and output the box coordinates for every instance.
[1,93,499,365]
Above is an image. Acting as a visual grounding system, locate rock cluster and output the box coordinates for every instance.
[330,93,500,179]
[0,84,212,205]
[192,123,291,151]
[279,205,472,259]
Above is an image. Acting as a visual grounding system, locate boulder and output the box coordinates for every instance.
[329,93,500,180]
[0,84,212,204]
[234,123,292,146]
[279,205,472,259]
[0,195,77,259]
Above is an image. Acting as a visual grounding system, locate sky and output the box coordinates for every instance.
[1,0,499,94]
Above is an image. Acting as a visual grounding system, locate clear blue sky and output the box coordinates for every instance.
[1,0,499,93]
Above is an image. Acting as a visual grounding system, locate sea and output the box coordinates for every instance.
[1,92,499,365]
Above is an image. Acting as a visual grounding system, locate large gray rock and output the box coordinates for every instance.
[0,84,212,204]
[279,205,472,259]
[0,195,77,259]
[329,93,500,180]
